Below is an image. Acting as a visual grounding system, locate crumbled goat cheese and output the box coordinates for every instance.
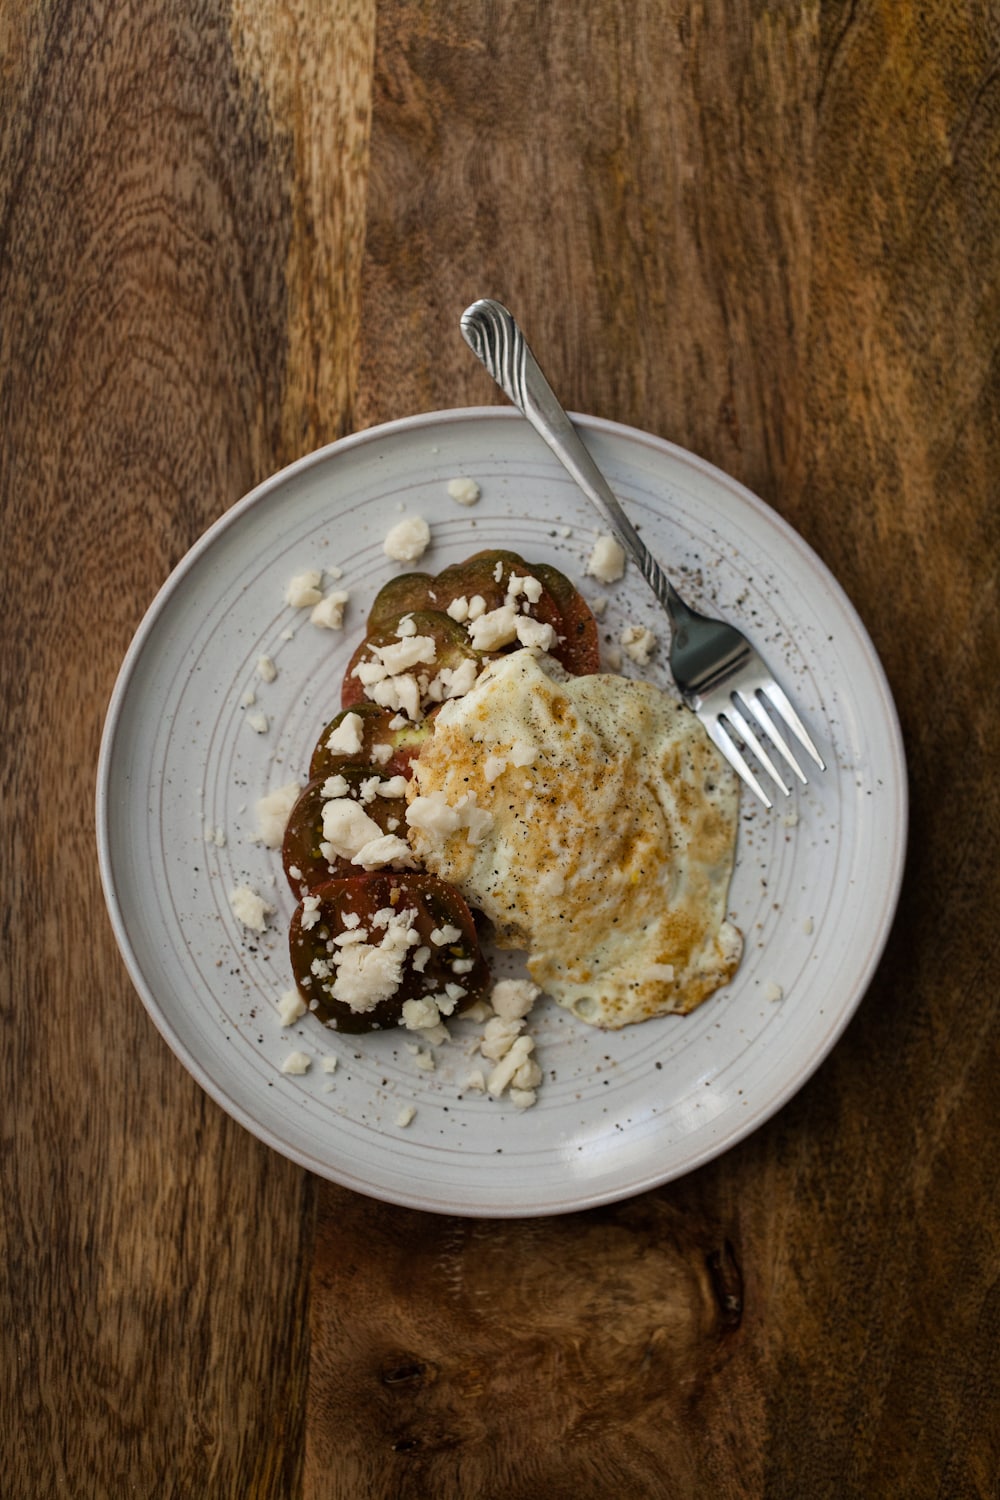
[384,515,431,562]
[330,908,420,1013]
[376,775,408,799]
[351,833,414,870]
[621,623,656,665]
[464,1068,487,1091]
[370,635,437,676]
[604,645,623,670]
[401,996,443,1030]
[280,1051,312,1075]
[510,1088,538,1109]
[371,674,421,721]
[257,654,277,683]
[311,590,350,630]
[481,1015,526,1060]
[782,809,801,828]
[396,1104,416,1127]
[447,476,481,505]
[585,534,626,583]
[490,979,541,1022]
[589,595,609,618]
[241,688,257,707]
[326,711,365,756]
[507,574,544,604]
[286,569,324,608]
[487,1035,536,1097]
[229,885,273,932]
[426,658,479,702]
[299,894,322,931]
[321,773,350,799]
[246,710,269,734]
[405,789,493,848]
[764,981,784,1003]
[322,798,383,858]
[370,742,393,766]
[278,989,307,1025]
[467,602,519,651]
[321,1055,339,1073]
[446,596,470,623]
[254,781,302,849]
[430,923,462,946]
[411,1048,436,1072]
[515,616,557,651]
[204,824,226,847]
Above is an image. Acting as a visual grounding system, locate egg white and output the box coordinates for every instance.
[406,650,742,1028]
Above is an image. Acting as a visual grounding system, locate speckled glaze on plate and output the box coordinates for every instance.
[96,408,907,1217]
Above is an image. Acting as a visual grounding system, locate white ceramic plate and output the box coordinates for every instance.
[97,408,906,1217]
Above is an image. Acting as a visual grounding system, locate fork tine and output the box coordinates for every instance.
[739,692,808,786]
[704,715,775,809]
[725,701,793,798]
[759,681,826,771]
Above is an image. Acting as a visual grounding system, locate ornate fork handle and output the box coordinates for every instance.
[460,299,693,636]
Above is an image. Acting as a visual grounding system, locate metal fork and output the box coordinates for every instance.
[460,298,825,808]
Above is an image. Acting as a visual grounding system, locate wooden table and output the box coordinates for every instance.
[3,3,998,1494]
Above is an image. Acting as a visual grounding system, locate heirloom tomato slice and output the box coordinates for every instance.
[308,702,430,782]
[531,562,600,674]
[341,609,484,710]
[289,873,491,1033]
[365,572,435,632]
[281,769,409,899]
[429,549,530,612]
[428,550,600,676]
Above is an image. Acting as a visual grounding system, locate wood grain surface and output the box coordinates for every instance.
[2,2,998,1496]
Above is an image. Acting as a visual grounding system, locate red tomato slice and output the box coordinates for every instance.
[281,770,409,898]
[289,873,491,1033]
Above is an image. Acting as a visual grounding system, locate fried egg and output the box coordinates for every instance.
[405,650,742,1028]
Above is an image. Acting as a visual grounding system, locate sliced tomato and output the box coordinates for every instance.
[532,562,601,674]
[308,703,431,781]
[429,549,531,613]
[288,873,491,1033]
[341,609,484,711]
[427,550,599,676]
[366,572,436,632]
[281,769,409,898]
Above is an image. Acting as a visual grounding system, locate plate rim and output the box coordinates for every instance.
[96,405,909,1216]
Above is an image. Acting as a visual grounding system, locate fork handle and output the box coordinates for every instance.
[460,299,690,631]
